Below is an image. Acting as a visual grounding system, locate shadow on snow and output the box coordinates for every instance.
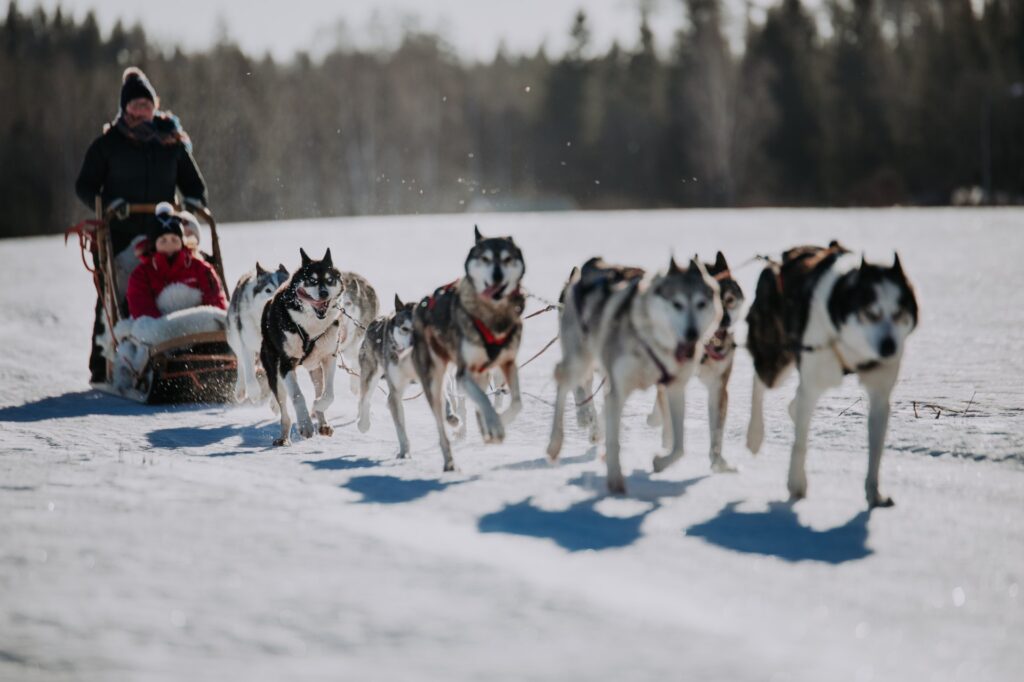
[685,501,872,564]
[0,390,207,423]
[342,474,471,505]
[477,472,708,552]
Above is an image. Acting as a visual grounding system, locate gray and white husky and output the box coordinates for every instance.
[647,252,744,473]
[745,242,918,508]
[412,226,526,472]
[226,262,289,405]
[335,272,379,395]
[546,256,722,494]
[356,295,417,457]
[261,248,345,446]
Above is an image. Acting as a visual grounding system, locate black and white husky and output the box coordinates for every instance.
[260,248,344,446]
[356,295,417,457]
[412,226,526,471]
[647,252,744,473]
[745,242,918,507]
[226,262,289,405]
[547,256,723,494]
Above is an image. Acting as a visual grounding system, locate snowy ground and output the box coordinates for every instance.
[1,208,1022,682]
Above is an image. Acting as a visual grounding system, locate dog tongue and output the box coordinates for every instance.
[483,283,505,299]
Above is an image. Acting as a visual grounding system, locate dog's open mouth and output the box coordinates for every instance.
[675,341,697,362]
[298,290,331,316]
[482,282,508,300]
[704,328,729,362]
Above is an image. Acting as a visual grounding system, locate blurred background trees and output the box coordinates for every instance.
[1,0,1022,237]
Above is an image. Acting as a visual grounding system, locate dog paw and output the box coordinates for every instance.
[396,450,410,460]
[867,491,895,509]
[652,451,682,473]
[711,457,738,474]
[787,478,807,501]
[443,460,456,472]
[319,424,334,437]
[646,408,662,428]
[482,421,505,444]
[746,428,763,455]
[546,436,563,461]
[357,416,371,433]
[606,475,627,495]
[272,437,290,447]
[298,422,316,439]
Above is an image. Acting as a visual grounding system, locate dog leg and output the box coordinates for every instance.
[604,381,627,495]
[425,368,456,471]
[653,385,672,451]
[574,368,601,443]
[386,376,411,458]
[861,366,898,508]
[491,368,507,410]
[706,372,736,473]
[310,360,335,436]
[341,345,361,396]
[653,382,686,473]
[459,368,504,444]
[356,364,379,434]
[234,348,252,402]
[547,360,571,460]
[271,376,293,446]
[282,370,315,439]
[747,374,767,454]
[498,361,522,427]
[788,382,824,501]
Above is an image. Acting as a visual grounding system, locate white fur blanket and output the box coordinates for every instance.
[110,306,227,390]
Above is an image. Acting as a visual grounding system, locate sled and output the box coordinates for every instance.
[67,199,237,404]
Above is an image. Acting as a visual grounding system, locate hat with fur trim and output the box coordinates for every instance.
[120,67,157,112]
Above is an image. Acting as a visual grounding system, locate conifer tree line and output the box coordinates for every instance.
[1,0,1022,238]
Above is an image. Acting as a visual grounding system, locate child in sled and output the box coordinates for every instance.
[126,202,228,319]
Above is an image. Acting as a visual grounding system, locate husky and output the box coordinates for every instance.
[547,256,722,494]
[260,248,344,446]
[226,262,290,405]
[356,295,417,456]
[647,252,745,473]
[412,226,526,471]
[335,271,380,394]
[745,242,918,508]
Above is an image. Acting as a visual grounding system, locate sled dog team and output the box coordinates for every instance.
[227,227,918,508]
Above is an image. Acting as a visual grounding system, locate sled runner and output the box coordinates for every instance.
[66,199,236,404]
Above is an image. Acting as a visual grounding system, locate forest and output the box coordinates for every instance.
[1,0,1021,237]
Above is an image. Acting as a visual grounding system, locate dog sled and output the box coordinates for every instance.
[66,198,236,404]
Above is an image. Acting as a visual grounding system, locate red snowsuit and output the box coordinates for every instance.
[126,250,227,319]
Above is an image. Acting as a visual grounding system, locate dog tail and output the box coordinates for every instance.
[558,266,580,305]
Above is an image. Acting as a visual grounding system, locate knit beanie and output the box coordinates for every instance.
[120,67,157,112]
[149,202,184,243]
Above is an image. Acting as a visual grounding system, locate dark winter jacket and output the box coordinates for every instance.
[126,250,227,319]
[75,115,207,253]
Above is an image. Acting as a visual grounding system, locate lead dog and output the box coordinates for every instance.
[357,295,417,457]
[412,226,526,471]
[547,256,722,494]
[260,248,344,445]
[648,251,744,473]
[227,262,289,405]
[745,242,918,507]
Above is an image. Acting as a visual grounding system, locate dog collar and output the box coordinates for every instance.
[471,316,513,361]
[639,338,675,385]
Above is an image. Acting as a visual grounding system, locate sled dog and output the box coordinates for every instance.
[357,294,418,456]
[648,252,744,473]
[547,256,722,494]
[412,226,526,471]
[226,262,289,404]
[260,248,344,445]
[745,242,918,507]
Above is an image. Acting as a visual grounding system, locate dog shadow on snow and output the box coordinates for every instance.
[685,501,872,564]
[477,471,708,552]
[146,422,277,453]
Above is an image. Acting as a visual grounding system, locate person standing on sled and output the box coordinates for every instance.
[126,203,227,320]
[74,66,208,382]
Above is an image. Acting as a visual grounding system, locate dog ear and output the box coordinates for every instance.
[300,248,312,267]
[714,251,728,272]
[255,262,267,276]
[892,252,904,277]
[277,263,288,275]
[322,248,333,267]
[668,255,681,274]
[860,253,868,269]
[474,225,484,243]
[394,293,403,311]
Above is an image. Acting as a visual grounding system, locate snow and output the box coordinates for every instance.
[1,208,1022,681]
